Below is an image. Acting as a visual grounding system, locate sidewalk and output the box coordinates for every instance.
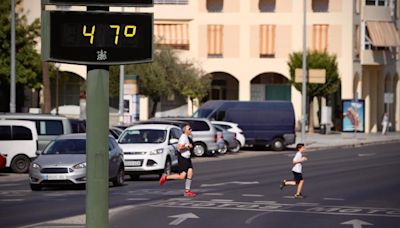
[295,131,400,151]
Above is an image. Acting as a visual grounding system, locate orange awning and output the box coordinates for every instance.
[366,21,400,47]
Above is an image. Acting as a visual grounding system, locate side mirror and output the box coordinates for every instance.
[169,138,179,145]
[35,150,42,156]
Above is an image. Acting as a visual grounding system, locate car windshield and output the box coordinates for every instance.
[43,139,86,155]
[119,129,167,144]
[192,109,212,118]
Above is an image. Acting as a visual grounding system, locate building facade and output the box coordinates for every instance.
[21,0,400,132]
[151,0,400,133]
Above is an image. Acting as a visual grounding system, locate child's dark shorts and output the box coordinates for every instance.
[292,171,303,183]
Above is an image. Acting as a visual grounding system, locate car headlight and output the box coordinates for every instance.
[73,162,87,169]
[32,163,41,169]
[149,149,164,155]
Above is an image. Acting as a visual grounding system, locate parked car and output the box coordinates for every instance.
[29,134,125,190]
[0,154,7,170]
[164,117,219,157]
[0,113,73,151]
[193,101,296,151]
[211,121,246,148]
[213,124,240,153]
[118,124,180,180]
[0,120,39,173]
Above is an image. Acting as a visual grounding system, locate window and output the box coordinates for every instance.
[12,126,33,140]
[170,128,182,140]
[259,0,276,12]
[207,0,224,12]
[190,121,210,131]
[259,25,276,58]
[354,25,361,59]
[70,119,86,133]
[366,0,387,6]
[207,25,224,57]
[36,120,64,136]
[312,24,329,51]
[312,0,329,12]
[154,24,190,50]
[0,126,12,140]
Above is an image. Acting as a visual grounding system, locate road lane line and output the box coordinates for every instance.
[150,199,400,218]
[324,197,345,201]
[242,194,264,197]
[0,199,24,202]
[203,193,224,196]
[211,199,234,202]
[127,198,150,201]
[245,212,274,224]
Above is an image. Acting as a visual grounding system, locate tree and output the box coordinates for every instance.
[120,45,210,118]
[288,51,340,132]
[0,0,42,112]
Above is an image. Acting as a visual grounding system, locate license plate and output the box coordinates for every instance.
[126,160,142,167]
[45,175,66,180]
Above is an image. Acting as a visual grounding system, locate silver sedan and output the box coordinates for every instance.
[29,134,125,190]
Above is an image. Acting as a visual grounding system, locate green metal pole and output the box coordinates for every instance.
[86,66,109,228]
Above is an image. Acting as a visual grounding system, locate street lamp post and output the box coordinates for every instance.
[301,0,308,144]
[55,63,61,115]
[10,0,16,113]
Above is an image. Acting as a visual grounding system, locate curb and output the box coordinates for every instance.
[305,139,400,152]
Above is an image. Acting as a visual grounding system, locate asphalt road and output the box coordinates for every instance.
[0,143,399,228]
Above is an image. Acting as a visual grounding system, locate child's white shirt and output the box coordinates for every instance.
[292,152,303,173]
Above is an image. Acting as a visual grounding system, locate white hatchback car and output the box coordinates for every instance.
[118,124,181,179]
[211,121,246,148]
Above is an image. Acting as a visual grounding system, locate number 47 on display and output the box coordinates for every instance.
[83,25,137,45]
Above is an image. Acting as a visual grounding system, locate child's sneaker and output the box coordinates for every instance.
[184,191,197,197]
[280,180,286,190]
[294,193,304,199]
[159,175,167,186]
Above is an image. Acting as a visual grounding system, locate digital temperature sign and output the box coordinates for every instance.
[41,11,153,65]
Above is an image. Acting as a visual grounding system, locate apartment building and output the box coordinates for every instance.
[152,0,400,133]
[21,0,400,132]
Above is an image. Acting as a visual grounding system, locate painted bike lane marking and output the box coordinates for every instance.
[149,199,400,218]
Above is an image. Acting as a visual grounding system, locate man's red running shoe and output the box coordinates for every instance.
[184,191,197,197]
[159,175,167,186]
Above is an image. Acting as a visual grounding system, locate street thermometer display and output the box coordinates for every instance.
[41,11,153,65]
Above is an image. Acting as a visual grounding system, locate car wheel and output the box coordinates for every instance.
[11,155,30,173]
[193,143,206,157]
[112,166,125,186]
[30,184,41,191]
[218,141,228,154]
[163,158,172,176]
[271,138,285,151]
[229,140,241,153]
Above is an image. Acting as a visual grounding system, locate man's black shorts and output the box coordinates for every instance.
[292,171,303,183]
[178,155,193,173]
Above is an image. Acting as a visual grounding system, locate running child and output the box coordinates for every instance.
[280,143,307,199]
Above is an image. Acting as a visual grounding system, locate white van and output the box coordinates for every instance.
[0,120,38,173]
[0,113,72,151]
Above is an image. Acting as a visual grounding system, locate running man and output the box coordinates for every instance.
[159,123,197,197]
[280,143,307,199]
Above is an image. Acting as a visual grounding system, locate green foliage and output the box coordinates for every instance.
[288,51,340,99]
[110,44,210,116]
[0,0,42,89]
